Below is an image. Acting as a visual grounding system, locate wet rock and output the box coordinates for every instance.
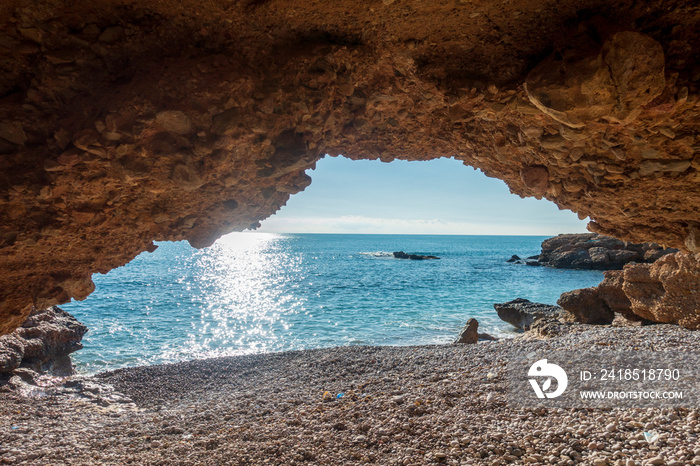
[393,251,439,260]
[506,254,521,262]
[494,298,562,330]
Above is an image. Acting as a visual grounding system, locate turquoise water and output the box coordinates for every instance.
[63,233,604,374]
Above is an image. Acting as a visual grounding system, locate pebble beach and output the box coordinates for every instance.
[2,324,700,465]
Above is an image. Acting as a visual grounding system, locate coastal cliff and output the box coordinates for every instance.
[0,0,699,333]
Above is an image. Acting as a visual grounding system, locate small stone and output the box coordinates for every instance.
[18,27,43,43]
[520,165,549,196]
[99,26,124,43]
[646,457,664,465]
[455,318,479,344]
[156,111,192,135]
[0,121,27,145]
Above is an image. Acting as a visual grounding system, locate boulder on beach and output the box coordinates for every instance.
[455,318,479,344]
[393,251,439,260]
[0,306,87,376]
[557,288,615,325]
[557,252,700,329]
[455,318,498,344]
[493,298,562,330]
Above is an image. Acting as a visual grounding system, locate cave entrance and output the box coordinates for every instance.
[62,157,603,374]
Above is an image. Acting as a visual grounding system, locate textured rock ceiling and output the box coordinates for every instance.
[0,0,699,334]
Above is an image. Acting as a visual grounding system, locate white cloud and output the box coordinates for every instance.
[257,215,585,235]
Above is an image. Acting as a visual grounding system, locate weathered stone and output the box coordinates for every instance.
[455,318,479,344]
[538,233,676,270]
[558,288,615,325]
[98,26,124,43]
[210,108,243,135]
[520,165,549,196]
[556,253,700,328]
[156,111,192,135]
[0,121,27,145]
[638,160,691,177]
[686,224,700,252]
[0,306,87,375]
[494,298,562,330]
[525,32,665,128]
[622,252,700,328]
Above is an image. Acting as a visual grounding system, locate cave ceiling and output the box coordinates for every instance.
[0,0,698,333]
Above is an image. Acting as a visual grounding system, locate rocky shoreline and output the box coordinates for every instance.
[2,324,699,465]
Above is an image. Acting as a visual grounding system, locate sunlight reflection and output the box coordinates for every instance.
[167,233,305,360]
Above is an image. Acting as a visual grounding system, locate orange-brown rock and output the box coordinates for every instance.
[558,253,700,329]
[0,0,699,334]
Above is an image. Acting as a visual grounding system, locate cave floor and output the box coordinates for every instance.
[1,325,699,465]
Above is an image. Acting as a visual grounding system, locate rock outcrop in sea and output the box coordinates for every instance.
[529,233,678,270]
[392,251,439,260]
[0,306,87,377]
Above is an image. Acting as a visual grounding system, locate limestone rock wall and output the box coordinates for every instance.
[0,0,699,333]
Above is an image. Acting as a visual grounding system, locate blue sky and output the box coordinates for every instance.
[257,156,589,235]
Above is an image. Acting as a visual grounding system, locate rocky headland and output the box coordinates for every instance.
[509,233,678,270]
[502,233,700,330]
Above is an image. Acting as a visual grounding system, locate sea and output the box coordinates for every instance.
[62,233,604,374]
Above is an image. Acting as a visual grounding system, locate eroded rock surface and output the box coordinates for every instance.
[0,1,699,333]
[538,233,677,270]
[558,252,700,329]
[0,306,87,375]
[493,298,562,330]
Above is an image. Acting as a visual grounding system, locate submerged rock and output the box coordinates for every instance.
[0,306,87,376]
[392,251,439,260]
[494,298,562,330]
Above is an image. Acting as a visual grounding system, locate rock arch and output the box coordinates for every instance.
[0,0,698,333]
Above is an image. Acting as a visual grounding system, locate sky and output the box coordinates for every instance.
[256,156,589,235]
